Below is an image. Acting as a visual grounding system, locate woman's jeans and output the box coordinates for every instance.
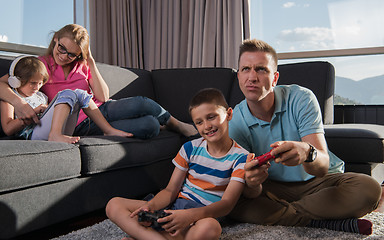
[74,96,171,139]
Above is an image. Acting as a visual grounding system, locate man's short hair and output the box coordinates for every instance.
[238,39,278,68]
[189,88,229,114]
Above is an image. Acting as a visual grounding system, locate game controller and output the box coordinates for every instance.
[253,149,275,166]
[138,210,170,231]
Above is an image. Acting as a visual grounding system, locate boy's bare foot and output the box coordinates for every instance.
[48,133,80,144]
[166,116,198,136]
[104,128,134,138]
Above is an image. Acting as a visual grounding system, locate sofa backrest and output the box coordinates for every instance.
[0,58,12,137]
[151,68,237,123]
[0,58,11,78]
[278,61,335,125]
[228,61,335,125]
[96,63,156,100]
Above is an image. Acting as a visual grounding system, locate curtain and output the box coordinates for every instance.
[89,0,250,70]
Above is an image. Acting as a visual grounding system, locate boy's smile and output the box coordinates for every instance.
[190,103,232,143]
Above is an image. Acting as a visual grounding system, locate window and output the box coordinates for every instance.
[249,0,384,105]
[0,0,88,56]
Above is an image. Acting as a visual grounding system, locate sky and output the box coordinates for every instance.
[0,0,73,47]
[249,0,384,81]
[0,0,383,81]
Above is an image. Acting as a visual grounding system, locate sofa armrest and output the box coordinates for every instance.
[324,124,384,164]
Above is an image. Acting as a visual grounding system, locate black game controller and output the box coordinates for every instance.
[138,210,170,231]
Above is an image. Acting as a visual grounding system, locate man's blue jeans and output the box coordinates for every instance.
[74,96,171,139]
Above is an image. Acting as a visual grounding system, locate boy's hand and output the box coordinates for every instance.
[131,204,152,227]
[131,203,150,218]
[158,209,194,236]
[244,153,270,189]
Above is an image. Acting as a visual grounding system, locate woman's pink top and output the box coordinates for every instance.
[39,56,104,125]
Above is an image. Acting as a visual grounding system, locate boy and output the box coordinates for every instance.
[106,88,253,240]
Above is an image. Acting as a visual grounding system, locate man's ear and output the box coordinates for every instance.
[272,71,279,87]
[227,107,233,121]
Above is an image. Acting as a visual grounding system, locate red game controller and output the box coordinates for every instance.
[253,149,275,166]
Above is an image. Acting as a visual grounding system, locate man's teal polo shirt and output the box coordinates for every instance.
[229,84,344,182]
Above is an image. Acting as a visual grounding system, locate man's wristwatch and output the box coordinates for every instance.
[305,143,317,163]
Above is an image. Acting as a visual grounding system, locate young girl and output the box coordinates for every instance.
[1,56,131,143]
[0,23,196,139]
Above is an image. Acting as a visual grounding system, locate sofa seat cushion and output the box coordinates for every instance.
[78,131,182,175]
[0,140,81,193]
[325,124,384,163]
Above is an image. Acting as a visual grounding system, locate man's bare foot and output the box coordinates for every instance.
[166,116,197,136]
[48,133,80,144]
[104,128,134,138]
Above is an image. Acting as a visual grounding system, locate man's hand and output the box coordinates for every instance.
[271,141,309,166]
[271,138,329,177]
[14,101,40,125]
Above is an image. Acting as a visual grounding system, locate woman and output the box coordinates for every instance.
[0,24,197,139]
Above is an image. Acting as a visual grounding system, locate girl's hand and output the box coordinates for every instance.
[158,209,195,236]
[34,104,48,115]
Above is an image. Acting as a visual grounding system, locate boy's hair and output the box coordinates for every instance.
[238,39,278,70]
[45,24,89,63]
[189,88,229,114]
[13,56,49,87]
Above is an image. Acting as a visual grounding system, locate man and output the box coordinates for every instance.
[228,39,381,235]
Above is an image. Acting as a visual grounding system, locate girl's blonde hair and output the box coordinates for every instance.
[13,57,49,87]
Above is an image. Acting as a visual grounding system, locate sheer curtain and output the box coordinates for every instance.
[89,0,250,70]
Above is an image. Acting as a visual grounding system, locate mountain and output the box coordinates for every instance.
[335,75,384,104]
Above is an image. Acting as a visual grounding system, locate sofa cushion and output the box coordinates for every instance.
[78,131,182,175]
[152,68,237,123]
[325,124,384,163]
[0,140,81,193]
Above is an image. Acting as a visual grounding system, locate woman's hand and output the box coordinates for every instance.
[86,46,110,102]
[14,101,40,125]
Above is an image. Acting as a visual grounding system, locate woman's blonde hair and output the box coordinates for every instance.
[45,24,89,63]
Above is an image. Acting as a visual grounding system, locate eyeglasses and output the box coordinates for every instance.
[57,41,81,60]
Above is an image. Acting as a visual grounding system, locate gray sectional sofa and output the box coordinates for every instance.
[0,58,383,239]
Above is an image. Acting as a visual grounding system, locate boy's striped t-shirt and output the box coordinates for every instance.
[172,137,248,206]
